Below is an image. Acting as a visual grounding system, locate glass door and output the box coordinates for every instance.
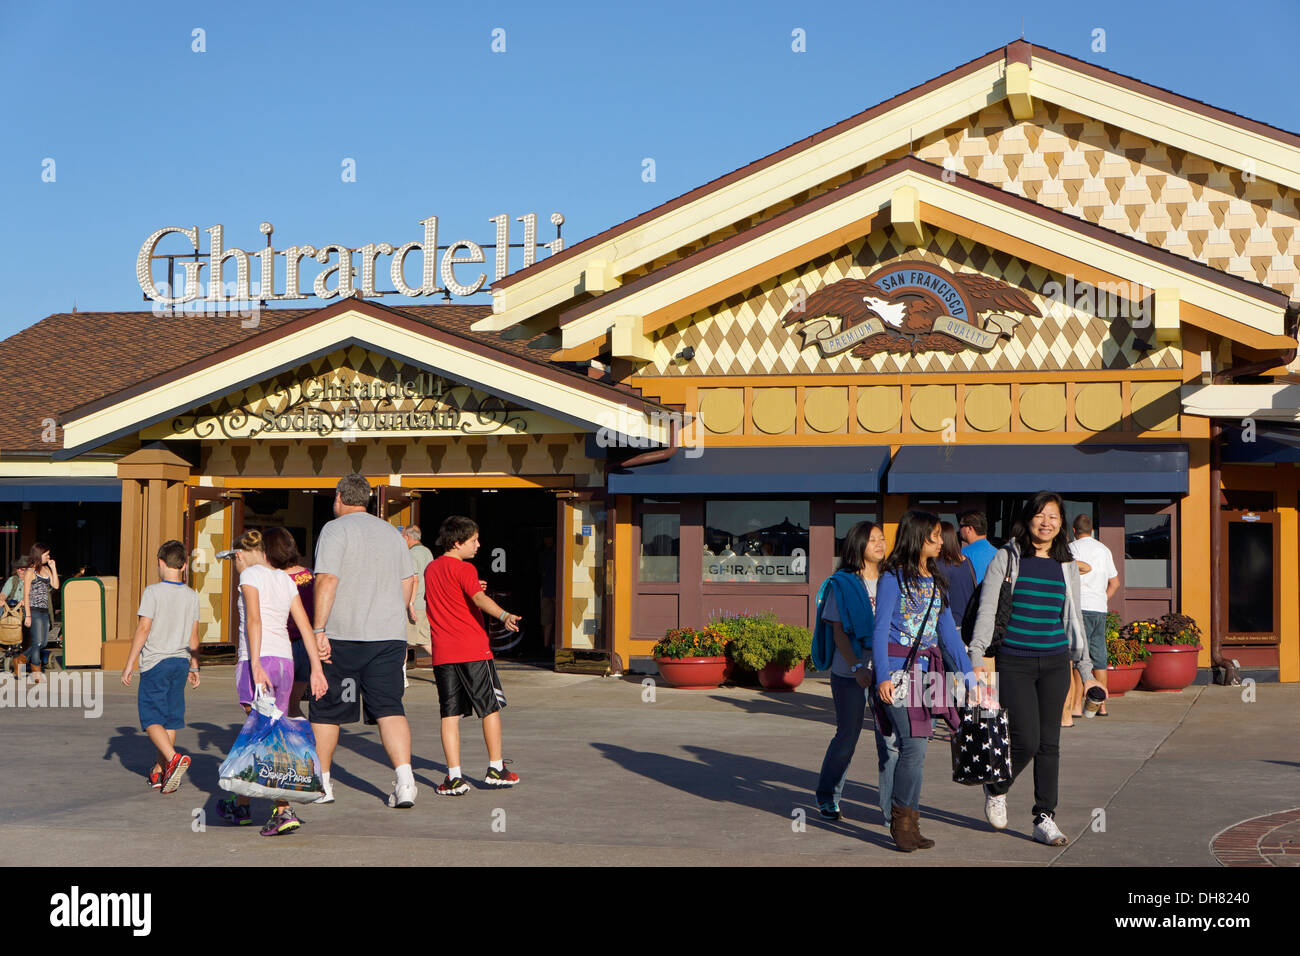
[1221,510,1280,643]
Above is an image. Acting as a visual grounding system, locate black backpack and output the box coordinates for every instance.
[960,546,1016,654]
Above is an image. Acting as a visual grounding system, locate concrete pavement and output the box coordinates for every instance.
[0,663,1295,866]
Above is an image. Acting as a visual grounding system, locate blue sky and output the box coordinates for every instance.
[1,0,1296,338]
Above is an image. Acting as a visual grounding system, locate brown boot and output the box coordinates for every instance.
[910,807,936,849]
[31,663,43,684]
[890,803,921,852]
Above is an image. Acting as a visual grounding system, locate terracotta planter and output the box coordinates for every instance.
[1105,662,1146,697]
[757,660,805,691]
[655,656,728,689]
[1138,645,1200,692]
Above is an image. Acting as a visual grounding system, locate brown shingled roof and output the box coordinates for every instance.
[0,302,612,454]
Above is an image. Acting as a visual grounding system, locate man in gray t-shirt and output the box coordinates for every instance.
[308,474,418,809]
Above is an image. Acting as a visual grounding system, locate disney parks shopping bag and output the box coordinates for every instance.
[218,690,324,803]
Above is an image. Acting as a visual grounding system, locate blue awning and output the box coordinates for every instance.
[608,446,890,495]
[1221,424,1300,463]
[886,444,1188,494]
[0,478,121,503]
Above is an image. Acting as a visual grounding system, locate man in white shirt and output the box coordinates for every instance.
[1069,514,1120,717]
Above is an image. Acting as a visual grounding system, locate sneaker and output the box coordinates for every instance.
[1033,812,1068,846]
[148,768,163,790]
[983,790,1008,830]
[817,802,840,821]
[387,779,417,808]
[217,798,253,826]
[435,775,470,796]
[260,806,302,837]
[159,753,191,794]
[483,766,519,788]
[313,779,335,804]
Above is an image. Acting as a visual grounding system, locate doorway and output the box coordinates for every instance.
[406,488,559,660]
[1221,509,1281,644]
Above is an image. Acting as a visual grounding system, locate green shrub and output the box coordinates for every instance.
[711,611,810,671]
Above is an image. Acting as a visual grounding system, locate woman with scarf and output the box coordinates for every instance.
[813,521,887,822]
[872,511,978,852]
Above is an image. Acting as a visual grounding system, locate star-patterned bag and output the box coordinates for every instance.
[950,705,1012,786]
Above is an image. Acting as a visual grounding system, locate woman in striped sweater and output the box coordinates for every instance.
[967,491,1100,846]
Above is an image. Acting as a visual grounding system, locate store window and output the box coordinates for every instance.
[703,500,809,583]
[833,500,879,568]
[638,500,680,583]
[1124,500,1172,588]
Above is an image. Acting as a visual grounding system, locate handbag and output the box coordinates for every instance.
[218,688,325,803]
[950,702,1012,786]
[888,575,938,706]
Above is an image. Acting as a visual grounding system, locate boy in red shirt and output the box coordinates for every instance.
[425,516,522,795]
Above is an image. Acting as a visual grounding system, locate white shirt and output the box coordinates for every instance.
[1070,535,1118,613]
[237,564,298,661]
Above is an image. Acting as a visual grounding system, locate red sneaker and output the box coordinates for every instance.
[160,753,191,794]
[483,766,519,787]
[148,768,163,790]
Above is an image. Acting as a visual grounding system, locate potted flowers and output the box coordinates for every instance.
[652,626,729,689]
[717,612,812,692]
[1105,612,1150,697]
[1135,613,1203,692]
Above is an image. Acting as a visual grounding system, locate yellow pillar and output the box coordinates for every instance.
[1279,468,1299,683]
[1180,432,1213,668]
[611,496,633,673]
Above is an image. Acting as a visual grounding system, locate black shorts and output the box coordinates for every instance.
[434,659,506,719]
[309,639,406,725]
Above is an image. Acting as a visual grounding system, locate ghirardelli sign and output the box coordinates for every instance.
[137,214,563,305]
[782,261,1042,358]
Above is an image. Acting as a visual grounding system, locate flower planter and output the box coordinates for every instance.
[1105,662,1146,697]
[654,656,728,690]
[1138,645,1200,692]
[757,660,805,692]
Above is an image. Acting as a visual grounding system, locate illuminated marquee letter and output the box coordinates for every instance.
[441,241,487,297]
[391,216,440,296]
[207,224,251,302]
[137,226,201,304]
[313,244,356,299]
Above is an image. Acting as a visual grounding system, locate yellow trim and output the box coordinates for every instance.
[61,309,671,452]
[0,460,118,477]
[183,474,577,490]
[557,169,1286,354]
[1005,61,1034,120]
[890,185,925,246]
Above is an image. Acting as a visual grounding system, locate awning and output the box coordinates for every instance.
[0,478,122,503]
[607,446,890,495]
[1221,423,1300,463]
[886,444,1188,494]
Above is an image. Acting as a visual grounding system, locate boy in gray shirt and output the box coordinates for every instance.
[121,540,201,794]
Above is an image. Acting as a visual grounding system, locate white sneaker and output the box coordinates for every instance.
[984,791,1008,829]
[313,779,335,804]
[387,779,417,809]
[1033,813,1068,846]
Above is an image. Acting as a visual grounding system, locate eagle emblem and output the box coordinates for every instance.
[781,261,1042,358]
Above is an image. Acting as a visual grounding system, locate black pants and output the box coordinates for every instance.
[986,652,1071,819]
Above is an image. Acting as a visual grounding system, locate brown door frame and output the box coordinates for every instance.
[1221,509,1282,644]
[1121,498,1178,622]
[185,487,243,646]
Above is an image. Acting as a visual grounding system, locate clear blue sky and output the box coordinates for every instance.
[1,0,1296,338]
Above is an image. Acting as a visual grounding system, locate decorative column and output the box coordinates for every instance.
[111,448,192,666]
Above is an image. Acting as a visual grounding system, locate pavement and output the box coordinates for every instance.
[0,663,1296,866]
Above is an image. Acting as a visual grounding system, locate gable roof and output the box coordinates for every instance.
[550,157,1293,360]
[0,300,661,455]
[478,39,1300,333]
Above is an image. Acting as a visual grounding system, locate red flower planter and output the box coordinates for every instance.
[1106,662,1146,697]
[757,660,805,691]
[655,656,728,689]
[1138,645,1200,692]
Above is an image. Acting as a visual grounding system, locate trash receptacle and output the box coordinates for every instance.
[62,576,118,669]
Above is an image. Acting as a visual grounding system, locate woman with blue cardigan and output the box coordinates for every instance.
[812,521,887,821]
[872,511,978,852]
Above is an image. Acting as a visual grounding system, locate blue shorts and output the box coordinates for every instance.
[138,657,189,731]
[1082,611,1108,672]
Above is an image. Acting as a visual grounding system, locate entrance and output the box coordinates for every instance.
[394,487,559,660]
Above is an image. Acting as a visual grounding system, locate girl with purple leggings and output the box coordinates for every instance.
[218,529,326,836]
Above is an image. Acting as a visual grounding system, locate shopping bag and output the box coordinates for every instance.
[218,691,324,803]
[949,705,1012,786]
